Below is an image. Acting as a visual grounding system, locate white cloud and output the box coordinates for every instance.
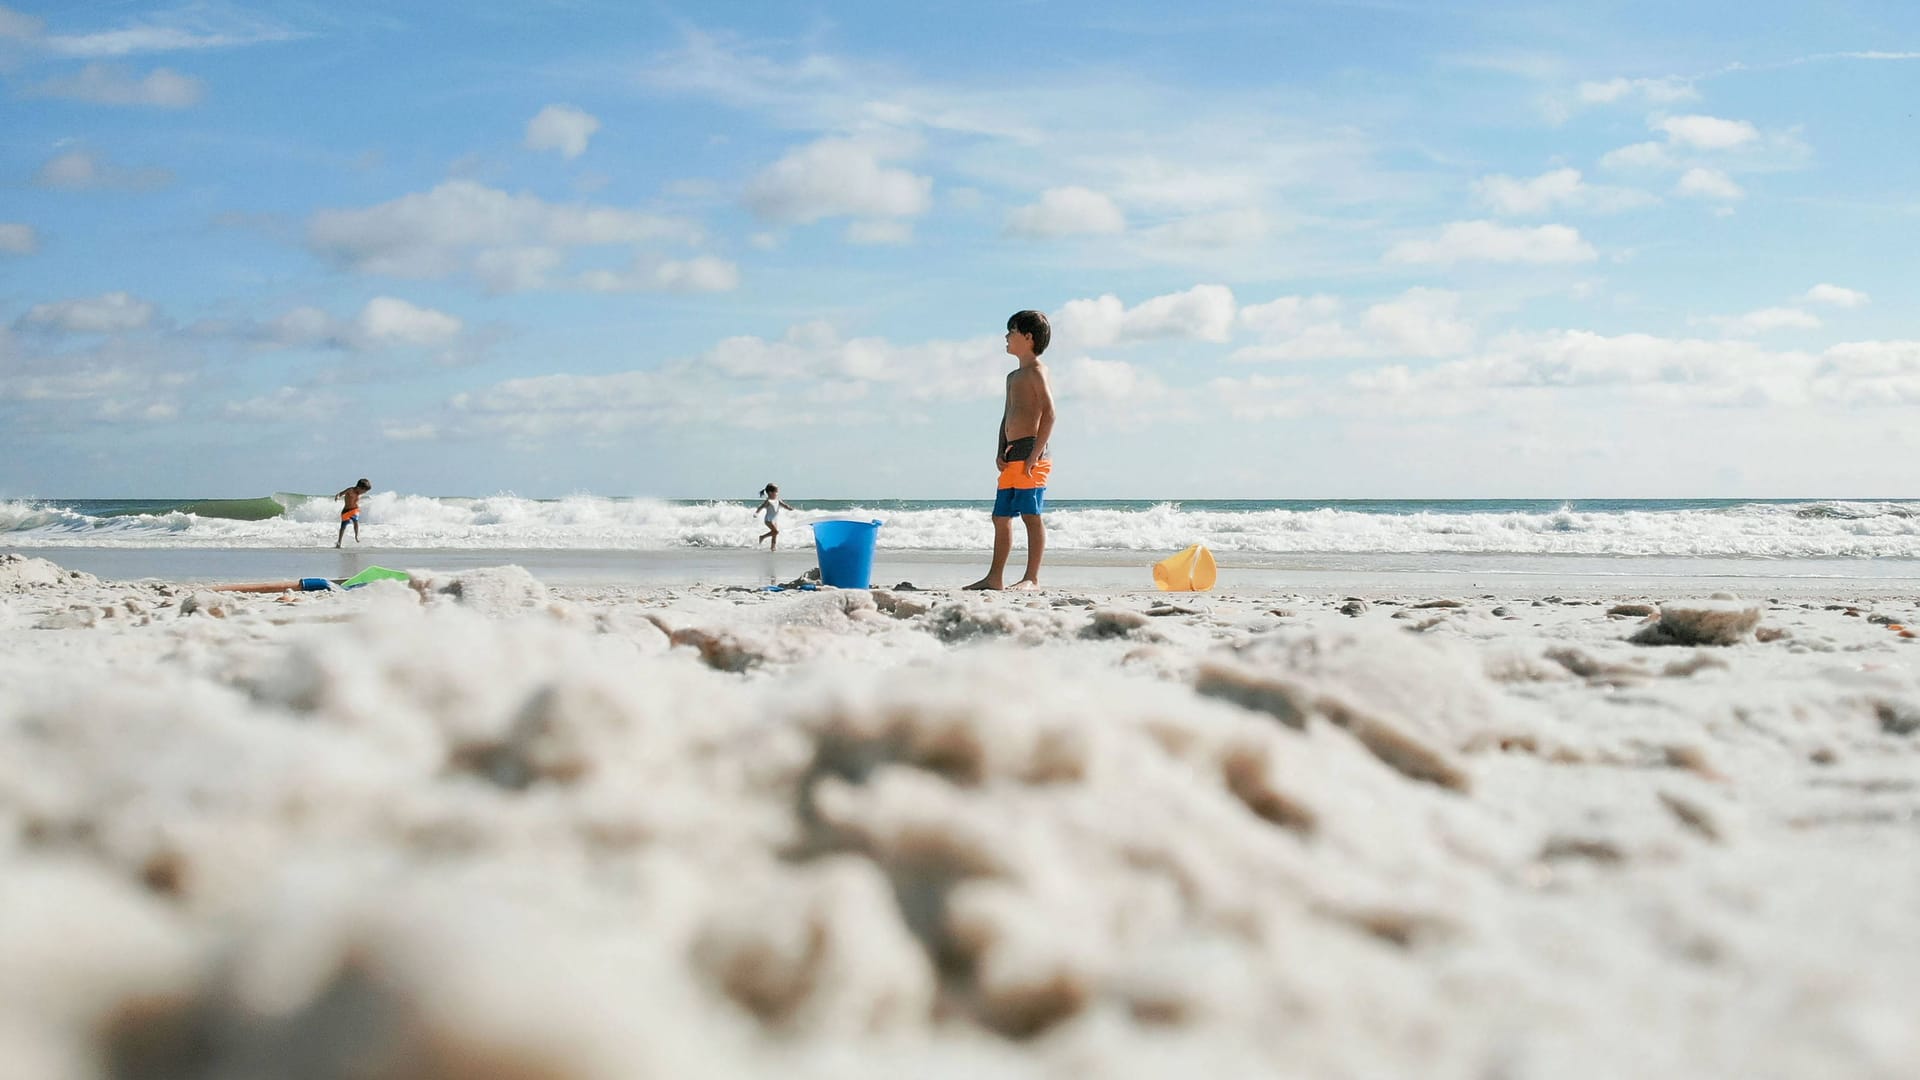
[266,306,334,346]
[1473,168,1654,216]
[1006,186,1126,237]
[259,299,466,351]
[1474,168,1584,215]
[1204,373,1312,420]
[31,149,172,191]
[1362,288,1476,356]
[1384,221,1597,265]
[1231,288,1474,362]
[1238,294,1341,336]
[31,63,203,107]
[1656,114,1760,150]
[1350,331,1920,413]
[0,223,36,255]
[1055,285,1238,348]
[1698,307,1820,337]
[40,10,302,57]
[307,180,715,292]
[576,255,739,293]
[1361,330,1813,405]
[1675,167,1743,200]
[1804,284,1870,308]
[18,291,156,334]
[1577,76,1698,105]
[1599,141,1673,171]
[524,104,601,159]
[1137,208,1274,252]
[357,297,462,347]
[1054,356,1164,403]
[742,136,932,224]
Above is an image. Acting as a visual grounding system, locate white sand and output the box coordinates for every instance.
[3,550,1919,1078]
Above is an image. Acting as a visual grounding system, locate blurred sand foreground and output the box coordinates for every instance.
[2,551,1918,1079]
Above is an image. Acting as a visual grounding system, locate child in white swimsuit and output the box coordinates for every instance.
[753,483,796,550]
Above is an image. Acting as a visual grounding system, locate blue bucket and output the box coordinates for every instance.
[809,518,883,589]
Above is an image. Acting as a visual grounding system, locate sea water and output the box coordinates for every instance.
[4,494,1919,587]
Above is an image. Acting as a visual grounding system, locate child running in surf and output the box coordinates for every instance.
[753,483,796,550]
[334,478,371,548]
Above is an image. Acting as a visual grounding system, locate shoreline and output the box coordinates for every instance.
[8,543,1920,597]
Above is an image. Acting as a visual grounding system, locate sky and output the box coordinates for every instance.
[1,0,1916,500]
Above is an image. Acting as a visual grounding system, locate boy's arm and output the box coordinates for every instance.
[1027,368,1056,477]
[334,488,350,500]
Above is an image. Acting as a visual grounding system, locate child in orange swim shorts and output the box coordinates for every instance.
[965,310,1054,591]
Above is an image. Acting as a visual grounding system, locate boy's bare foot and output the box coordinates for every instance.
[1009,579,1041,591]
[962,577,1001,590]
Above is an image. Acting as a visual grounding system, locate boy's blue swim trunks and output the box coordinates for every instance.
[992,486,1045,518]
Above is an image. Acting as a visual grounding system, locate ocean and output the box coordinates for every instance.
[5,494,1919,588]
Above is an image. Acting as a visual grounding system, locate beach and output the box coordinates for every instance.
[4,548,1919,1079]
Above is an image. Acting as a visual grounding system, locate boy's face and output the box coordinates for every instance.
[1004,329,1033,358]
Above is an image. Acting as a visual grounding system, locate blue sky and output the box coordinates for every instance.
[1,0,1916,499]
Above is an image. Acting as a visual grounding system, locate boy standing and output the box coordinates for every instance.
[966,310,1055,591]
[334,478,371,547]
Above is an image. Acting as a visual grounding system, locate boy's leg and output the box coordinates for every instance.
[352,517,360,542]
[1011,514,1045,589]
[335,521,346,548]
[964,514,1014,589]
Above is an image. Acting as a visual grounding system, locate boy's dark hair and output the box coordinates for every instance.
[1007,310,1050,355]
[357,478,370,489]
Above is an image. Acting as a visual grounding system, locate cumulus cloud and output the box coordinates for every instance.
[1577,76,1698,106]
[1655,114,1760,150]
[1472,168,1654,215]
[30,63,203,107]
[1231,288,1474,362]
[1674,167,1743,201]
[524,104,601,159]
[0,223,36,255]
[1362,288,1476,356]
[1238,294,1341,337]
[1345,330,1920,412]
[357,297,463,347]
[1384,221,1597,265]
[1804,283,1870,308]
[17,291,156,334]
[1355,330,1811,405]
[1053,356,1165,404]
[1054,285,1238,348]
[259,298,464,351]
[32,149,172,191]
[742,136,932,224]
[1599,141,1672,171]
[306,180,726,293]
[1006,186,1126,237]
[1698,307,1820,337]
